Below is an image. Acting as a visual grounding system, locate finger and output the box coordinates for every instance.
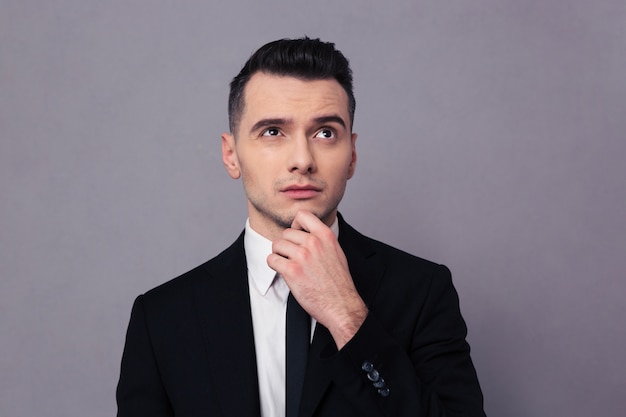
[266,252,289,274]
[291,210,330,233]
[267,253,304,285]
[290,210,324,233]
[280,227,311,246]
[271,238,300,259]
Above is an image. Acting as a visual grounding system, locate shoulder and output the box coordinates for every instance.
[140,231,246,306]
[367,233,444,270]
[358,231,454,298]
[339,215,448,276]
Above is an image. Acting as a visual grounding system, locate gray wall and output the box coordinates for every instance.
[1,1,625,416]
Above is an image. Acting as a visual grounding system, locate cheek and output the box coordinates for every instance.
[240,163,275,191]
[336,153,356,178]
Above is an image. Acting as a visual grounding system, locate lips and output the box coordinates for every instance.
[281,184,322,199]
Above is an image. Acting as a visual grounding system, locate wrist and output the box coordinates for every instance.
[329,301,368,350]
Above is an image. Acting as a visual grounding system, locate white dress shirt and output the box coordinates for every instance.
[244,218,338,417]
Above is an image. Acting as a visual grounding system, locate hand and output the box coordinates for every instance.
[267,210,368,349]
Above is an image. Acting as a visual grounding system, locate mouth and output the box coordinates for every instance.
[280,184,323,199]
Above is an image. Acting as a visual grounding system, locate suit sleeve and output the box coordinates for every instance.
[332,265,486,417]
[116,295,174,417]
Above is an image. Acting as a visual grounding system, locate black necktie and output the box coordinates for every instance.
[286,292,310,417]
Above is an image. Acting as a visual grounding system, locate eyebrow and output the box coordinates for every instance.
[249,115,347,135]
[249,118,290,135]
[313,115,347,129]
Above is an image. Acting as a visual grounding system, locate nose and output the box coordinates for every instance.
[288,136,316,174]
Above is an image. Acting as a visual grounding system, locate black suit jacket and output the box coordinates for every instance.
[117,217,485,416]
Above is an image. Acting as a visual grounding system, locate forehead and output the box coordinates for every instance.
[241,73,349,124]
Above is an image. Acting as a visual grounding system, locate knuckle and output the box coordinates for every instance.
[320,228,335,240]
[304,234,318,247]
[285,262,302,277]
[295,246,310,261]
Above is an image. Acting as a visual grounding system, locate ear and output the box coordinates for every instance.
[221,132,241,179]
[347,132,357,179]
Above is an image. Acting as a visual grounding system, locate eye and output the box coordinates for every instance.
[315,128,335,139]
[261,127,281,137]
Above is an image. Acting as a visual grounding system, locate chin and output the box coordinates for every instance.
[297,207,337,226]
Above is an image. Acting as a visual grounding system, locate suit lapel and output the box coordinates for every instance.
[339,218,386,308]
[299,216,386,417]
[193,232,261,417]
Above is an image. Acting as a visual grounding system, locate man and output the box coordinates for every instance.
[117,37,485,417]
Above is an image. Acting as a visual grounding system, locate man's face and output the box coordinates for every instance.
[222,72,357,240]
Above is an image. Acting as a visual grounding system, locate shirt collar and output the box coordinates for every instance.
[244,219,276,296]
[244,217,340,296]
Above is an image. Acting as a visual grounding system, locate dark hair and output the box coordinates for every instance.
[228,37,355,134]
